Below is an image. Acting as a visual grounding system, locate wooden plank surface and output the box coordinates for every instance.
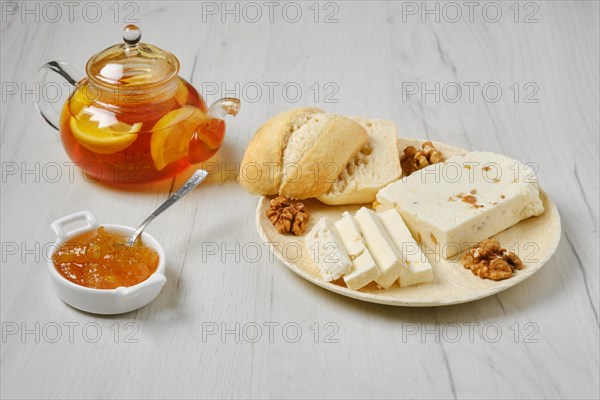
[1,1,598,398]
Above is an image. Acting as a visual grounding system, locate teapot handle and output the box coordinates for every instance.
[35,61,82,131]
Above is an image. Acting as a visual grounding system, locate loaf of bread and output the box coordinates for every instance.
[317,117,401,205]
[239,108,369,199]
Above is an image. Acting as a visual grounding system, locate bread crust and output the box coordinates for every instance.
[279,115,368,199]
[239,108,368,199]
[239,107,323,195]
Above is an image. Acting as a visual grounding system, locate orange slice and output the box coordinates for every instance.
[70,107,140,154]
[150,106,204,170]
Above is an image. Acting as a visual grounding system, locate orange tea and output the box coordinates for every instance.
[59,78,225,183]
[36,25,239,183]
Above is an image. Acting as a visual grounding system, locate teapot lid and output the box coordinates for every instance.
[86,25,179,88]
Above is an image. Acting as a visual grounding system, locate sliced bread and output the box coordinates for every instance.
[317,117,401,205]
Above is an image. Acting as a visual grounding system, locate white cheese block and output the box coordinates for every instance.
[376,151,545,257]
[305,217,352,281]
[377,209,433,287]
[354,207,406,289]
[334,212,366,259]
[343,250,380,290]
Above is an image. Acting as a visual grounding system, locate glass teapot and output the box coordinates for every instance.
[35,25,240,184]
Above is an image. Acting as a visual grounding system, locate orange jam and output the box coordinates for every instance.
[53,227,159,289]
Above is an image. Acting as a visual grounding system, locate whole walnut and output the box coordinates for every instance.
[266,196,310,236]
[462,239,525,281]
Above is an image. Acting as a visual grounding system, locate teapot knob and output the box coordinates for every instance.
[123,24,141,46]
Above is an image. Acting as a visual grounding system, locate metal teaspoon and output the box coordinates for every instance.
[127,169,209,246]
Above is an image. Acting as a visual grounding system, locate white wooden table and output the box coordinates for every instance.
[1,1,598,398]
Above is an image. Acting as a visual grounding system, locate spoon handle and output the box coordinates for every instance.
[128,169,209,245]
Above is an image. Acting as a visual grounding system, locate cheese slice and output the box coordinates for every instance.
[354,207,406,289]
[334,211,381,289]
[343,250,380,290]
[376,151,544,257]
[305,217,352,281]
[334,211,366,259]
[377,209,433,287]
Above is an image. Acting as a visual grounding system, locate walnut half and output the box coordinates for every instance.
[266,196,310,236]
[400,141,444,176]
[461,239,524,281]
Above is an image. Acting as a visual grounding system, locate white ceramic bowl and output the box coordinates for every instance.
[48,211,167,314]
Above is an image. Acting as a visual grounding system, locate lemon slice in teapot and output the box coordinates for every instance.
[150,106,204,171]
[70,107,141,154]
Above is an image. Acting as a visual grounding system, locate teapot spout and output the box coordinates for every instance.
[207,97,241,120]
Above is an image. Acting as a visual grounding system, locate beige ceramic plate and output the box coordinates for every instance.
[256,139,562,306]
